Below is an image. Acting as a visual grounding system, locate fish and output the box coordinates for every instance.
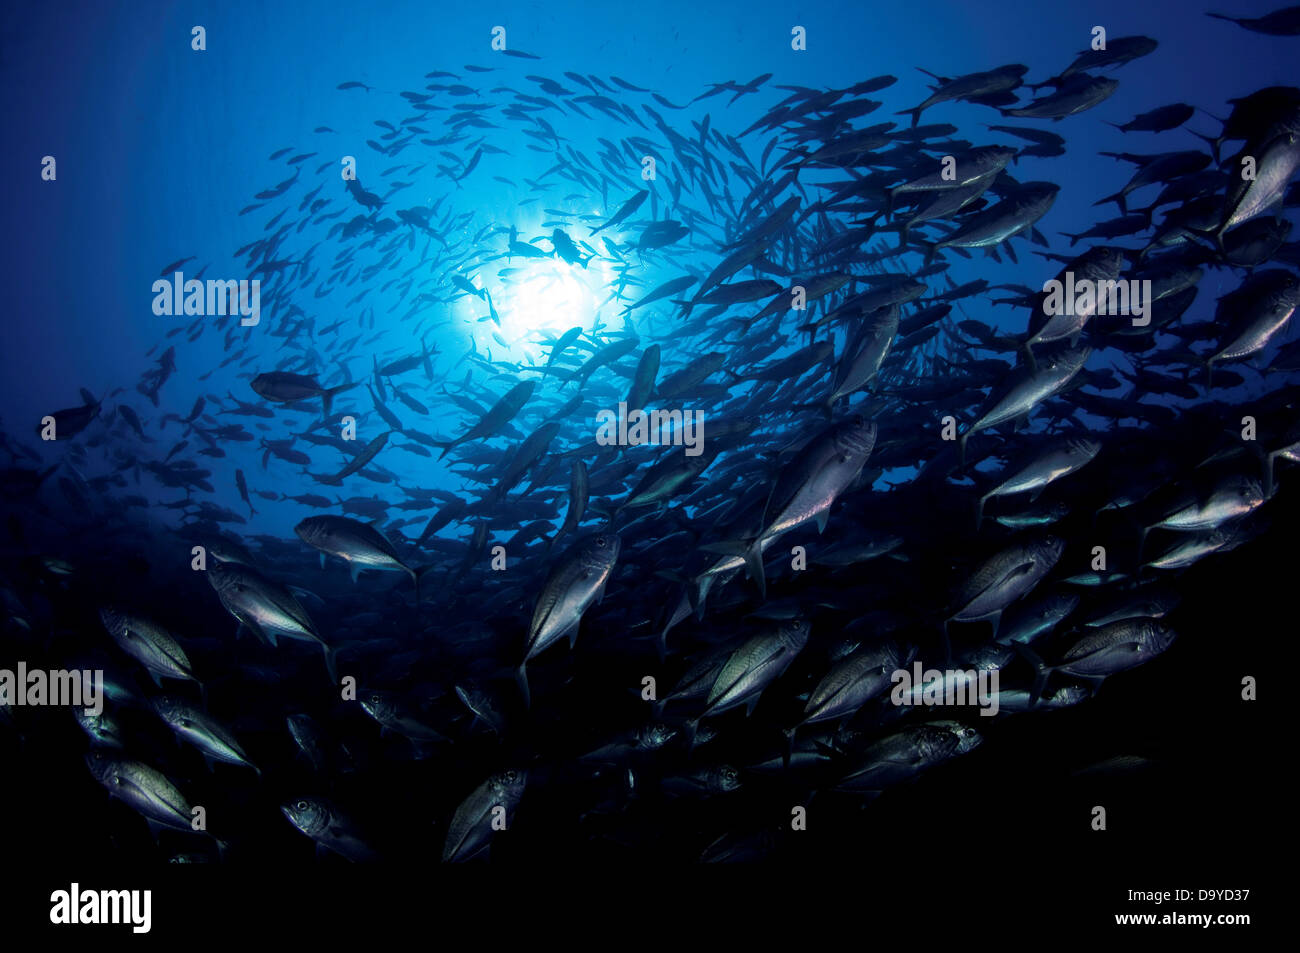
[520,532,621,707]
[896,64,1029,127]
[295,515,424,596]
[152,696,259,774]
[86,752,222,847]
[689,619,810,742]
[977,439,1101,528]
[318,430,393,485]
[590,191,648,234]
[959,347,1091,464]
[98,608,199,687]
[723,416,877,598]
[1207,5,1300,35]
[206,560,336,684]
[282,797,377,862]
[250,372,356,417]
[950,537,1066,638]
[435,382,535,459]
[442,770,527,862]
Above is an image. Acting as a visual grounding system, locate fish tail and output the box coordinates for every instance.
[1265,449,1280,500]
[782,726,797,770]
[1136,525,1152,569]
[322,643,338,687]
[894,106,923,128]
[516,662,531,710]
[1185,127,1221,164]
[1014,643,1051,707]
[743,541,767,601]
[322,381,355,419]
[690,576,708,621]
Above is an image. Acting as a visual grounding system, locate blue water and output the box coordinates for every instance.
[6,1,1295,538]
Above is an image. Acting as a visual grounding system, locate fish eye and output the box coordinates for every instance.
[595,536,607,546]
[297,800,308,811]
[370,694,381,703]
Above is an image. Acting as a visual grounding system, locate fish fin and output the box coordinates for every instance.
[516,663,531,710]
[744,542,767,601]
[1135,523,1155,568]
[894,106,923,128]
[322,643,338,686]
[1016,643,1052,707]
[322,381,353,419]
[349,563,360,583]
[782,726,798,769]
[689,577,707,620]
[815,510,830,534]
